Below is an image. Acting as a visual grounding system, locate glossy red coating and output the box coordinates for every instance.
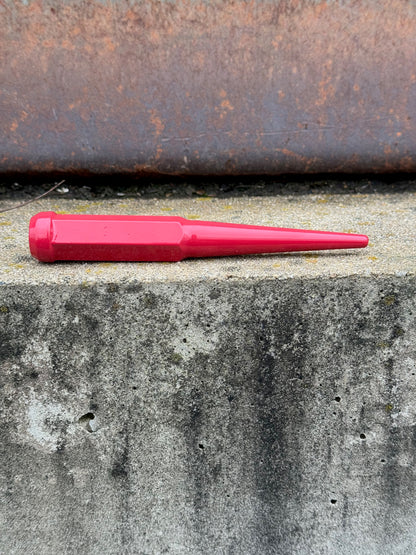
[29,212,368,263]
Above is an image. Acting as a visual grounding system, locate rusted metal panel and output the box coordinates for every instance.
[1,0,416,175]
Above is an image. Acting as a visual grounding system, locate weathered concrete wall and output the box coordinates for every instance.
[0,277,415,554]
[2,0,416,175]
[0,191,415,553]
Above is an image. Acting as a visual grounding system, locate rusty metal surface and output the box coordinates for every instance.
[1,0,416,176]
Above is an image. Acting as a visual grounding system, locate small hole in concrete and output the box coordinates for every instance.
[330,499,337,504]
[198,443,204,450]
[78,413,96,432]
[183,338,187,343]
[360,433,366,440]
[381,459,386,463]
[335,396,341,402]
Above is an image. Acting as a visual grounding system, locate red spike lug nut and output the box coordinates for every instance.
[29,211,368,263]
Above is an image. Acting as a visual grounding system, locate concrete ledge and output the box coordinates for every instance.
[0,191,414,283]
[0,192,415,553]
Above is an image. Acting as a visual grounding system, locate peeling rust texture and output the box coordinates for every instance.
[1,0,416,176]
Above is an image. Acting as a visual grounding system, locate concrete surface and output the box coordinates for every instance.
[0,191,415,283]
[0,191,415,554]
